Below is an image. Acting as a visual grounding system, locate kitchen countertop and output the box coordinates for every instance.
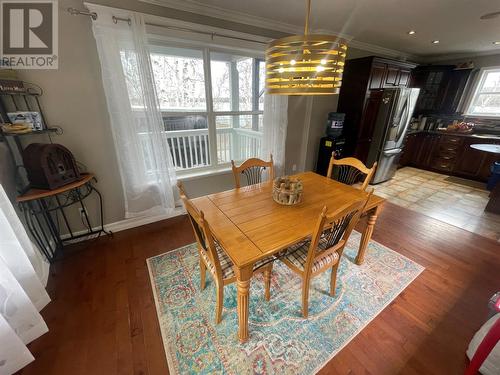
[470,144,500,154]
[407,130,500,141]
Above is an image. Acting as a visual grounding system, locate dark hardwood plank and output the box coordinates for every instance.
[18,204,499,375]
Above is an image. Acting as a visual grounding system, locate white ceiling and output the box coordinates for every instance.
[145,0,500,59]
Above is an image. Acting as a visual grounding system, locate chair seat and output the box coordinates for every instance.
[282,237,340,273]
[200,240,270,280]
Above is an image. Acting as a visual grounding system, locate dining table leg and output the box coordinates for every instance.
[236,264,253,343]
[356,204,382,265]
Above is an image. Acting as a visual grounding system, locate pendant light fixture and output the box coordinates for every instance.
[265,0,348,95]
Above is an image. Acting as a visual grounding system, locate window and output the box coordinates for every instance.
[467,67,500,117]
[150,45,265,173]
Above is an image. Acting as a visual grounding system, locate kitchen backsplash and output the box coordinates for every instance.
[411,113,500,134]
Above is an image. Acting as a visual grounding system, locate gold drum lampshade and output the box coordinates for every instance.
[266,35,347,95]
[265,0,348,95]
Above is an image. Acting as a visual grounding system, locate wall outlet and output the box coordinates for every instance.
[292,164,297,172]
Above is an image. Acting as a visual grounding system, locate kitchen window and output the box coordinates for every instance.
[466,67,500,117]
[149,44,265,174]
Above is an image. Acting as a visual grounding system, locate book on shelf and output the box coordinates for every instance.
[0,80,25,93]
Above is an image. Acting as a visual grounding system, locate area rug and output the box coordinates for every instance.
[147,231,424,374]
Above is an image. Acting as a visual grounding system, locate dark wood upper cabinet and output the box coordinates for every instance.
[410,65,473,115]
[441,68,473,114]
[369,62,386,90]
[398,69,412,87]
[385,66,399,86]
[337,56,417,159]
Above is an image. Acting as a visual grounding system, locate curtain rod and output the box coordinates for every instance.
[67,7,269,45]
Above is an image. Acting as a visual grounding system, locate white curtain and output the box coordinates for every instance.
[0,184,50,375]
[90,8,177,218]
[262,95,289,177]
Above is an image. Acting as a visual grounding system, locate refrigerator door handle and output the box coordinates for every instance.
[392,99,408,127]
[383,148,402,155]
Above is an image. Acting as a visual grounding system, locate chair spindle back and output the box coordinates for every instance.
[327,155,377,191]
[231,155,274,188]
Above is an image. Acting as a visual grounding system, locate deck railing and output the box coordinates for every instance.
[138,127,262,171]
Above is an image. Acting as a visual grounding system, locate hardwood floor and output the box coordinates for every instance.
[19,203,500,375]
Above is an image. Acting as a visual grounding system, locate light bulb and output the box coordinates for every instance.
[320,59,327,65]
[278,67,285,73]
[290,59,296,65]
[316,66,325,72]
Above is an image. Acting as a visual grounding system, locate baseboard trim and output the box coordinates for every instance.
[61,207,185,241]
[106,207,185,233]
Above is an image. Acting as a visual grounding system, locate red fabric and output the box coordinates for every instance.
[465,318,500,375]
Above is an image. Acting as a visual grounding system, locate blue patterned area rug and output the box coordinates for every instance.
[147,231,424,374]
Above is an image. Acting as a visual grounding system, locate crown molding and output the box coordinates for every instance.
[314,29,417,61]
[140,0,302,35]
[419,50,500,63]
[140,0,417,60]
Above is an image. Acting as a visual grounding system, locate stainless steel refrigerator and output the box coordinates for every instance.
[367,87,420,184]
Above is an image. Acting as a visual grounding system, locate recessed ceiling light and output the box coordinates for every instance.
[480,11,500,20]
[494,41,500,45]
[432,40,440,44]
[407,30,416,35]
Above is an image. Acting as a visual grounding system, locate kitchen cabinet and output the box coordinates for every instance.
[441,68,473,114]
[453,138,486,177]
[369,61,415,90]
[431,135,462,172]
[414,133,440,168]
[369,62,387,90]
[479,153,500,181]
[401,132,500,182]
[410,65,473,115]
[399,133,418,166]
[398,69,412,87]
[337,56,417,159]
[454,138,500,180]
[410,66,452,114]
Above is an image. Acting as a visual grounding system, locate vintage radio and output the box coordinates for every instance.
[22,143,80,189]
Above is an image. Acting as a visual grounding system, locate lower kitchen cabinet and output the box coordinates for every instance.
[431,134,462,173]
[400,132,500,182]
[409,133,440,169]
[453,138,487,178]
[399,133,417,166]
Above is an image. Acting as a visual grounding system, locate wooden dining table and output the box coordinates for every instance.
[191,171,385,342]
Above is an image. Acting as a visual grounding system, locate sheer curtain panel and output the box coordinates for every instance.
[0,184,50,374]
[89,5,177,218]
[262,95,289,177]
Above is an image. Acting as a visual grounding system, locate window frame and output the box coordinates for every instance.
[148,37,266,177]
[465,66,500,118]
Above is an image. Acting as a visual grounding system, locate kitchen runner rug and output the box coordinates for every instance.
[147,231,424,374]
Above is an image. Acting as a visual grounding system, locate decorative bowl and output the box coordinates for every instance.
[272,176,303,205]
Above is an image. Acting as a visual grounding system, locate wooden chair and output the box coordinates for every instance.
[327,154,377,191]
[180,195,273,324]
[279,192,371,318]
[231,155,274,188]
